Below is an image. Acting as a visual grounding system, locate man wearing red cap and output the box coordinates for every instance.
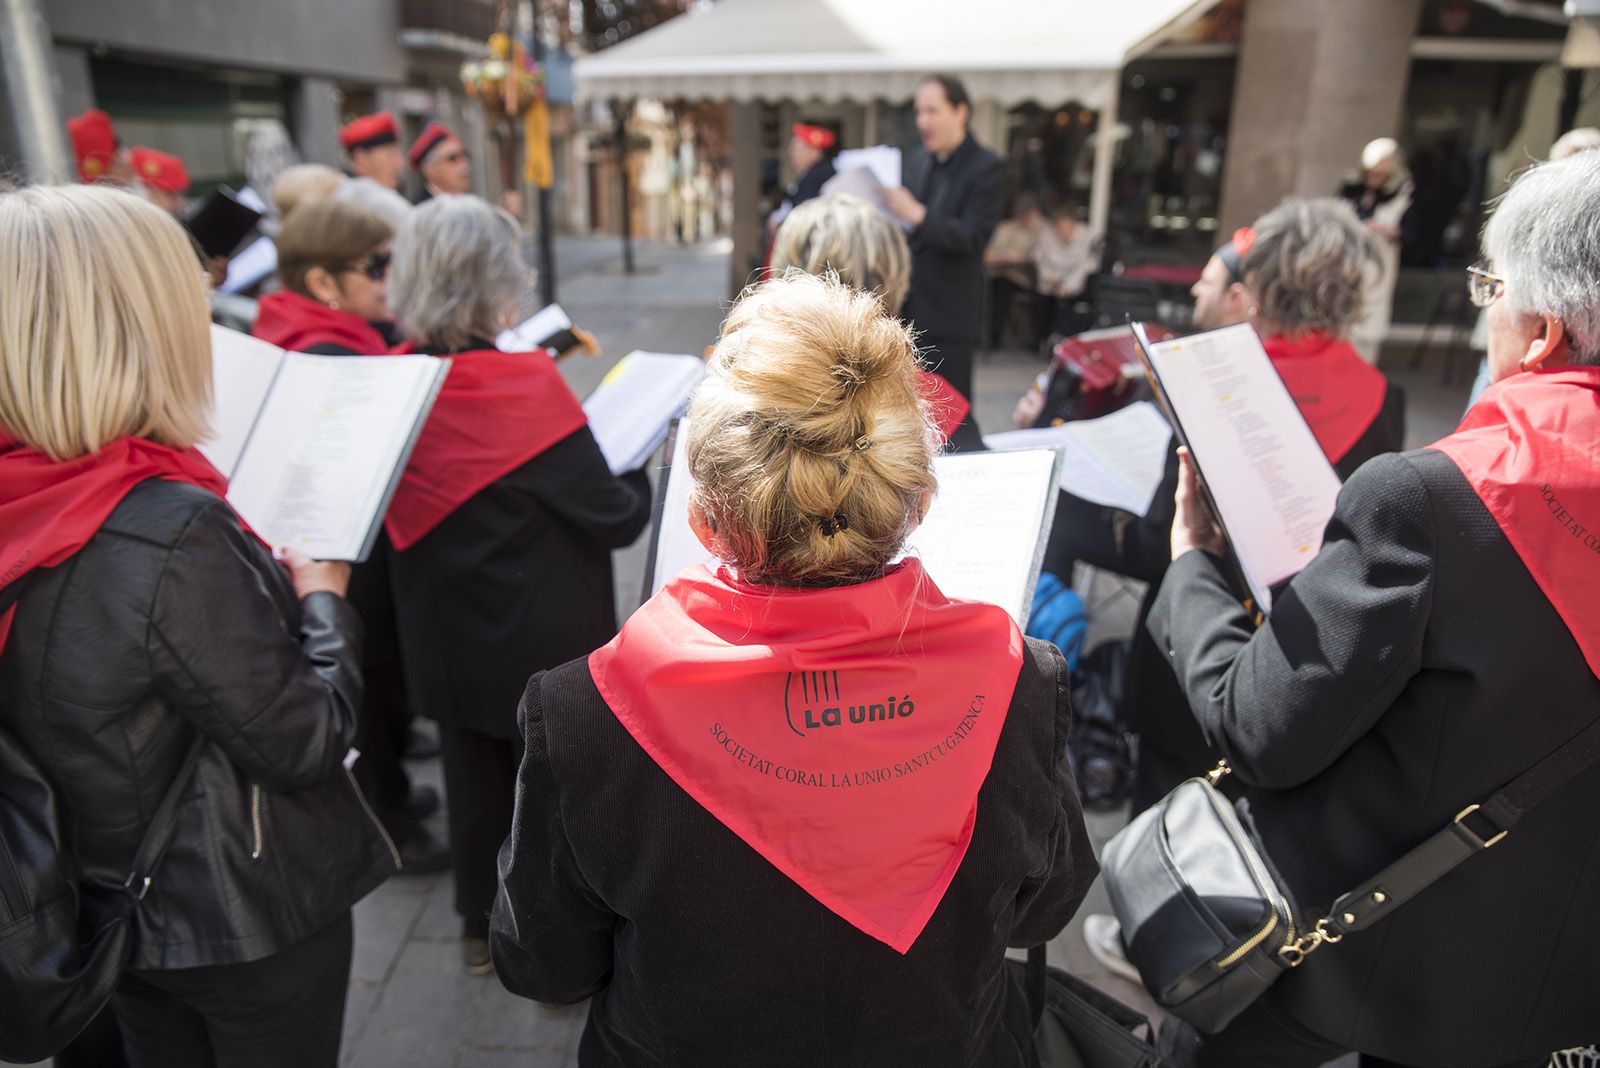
[66,109,133,185]
[340,112,404,191]
[767,121,838,235]
[408,121,472,204]
[130,146,190,216]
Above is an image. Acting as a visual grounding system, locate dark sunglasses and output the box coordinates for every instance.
[345,251,391,281]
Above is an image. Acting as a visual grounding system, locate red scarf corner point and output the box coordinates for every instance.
[1262,332,1388,465]
[588,559,1024,953]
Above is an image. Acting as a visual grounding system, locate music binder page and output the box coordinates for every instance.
[203,326,448,561]
[583,351,706,474]
[1144,322,1342,612]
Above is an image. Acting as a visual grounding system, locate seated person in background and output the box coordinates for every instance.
[252,200,397,356]
[1150,147,1600,1068]
[386,195,653,975]
[771,192,983,452]
[983,192,1044,349]
[0,183,393,1066]
[491,272,1096,1066]
[1030,207,1097,342]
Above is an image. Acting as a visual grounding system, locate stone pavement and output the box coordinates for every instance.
[343,238,1464,1065]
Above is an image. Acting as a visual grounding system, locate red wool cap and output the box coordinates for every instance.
[130,147,189,193]
[67,109,117,182]
[340,111,400,151]
[408,121,459,168]
[792,122,837,150]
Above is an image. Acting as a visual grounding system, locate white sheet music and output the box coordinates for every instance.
[833,146,901,189]
[1144,323,1342,611]
[583,351,705,474]
[648,423,1059,626]
[202,326,448,561]
[219,236,277,295]
[497,304,572,352]
[984,401,1173,517]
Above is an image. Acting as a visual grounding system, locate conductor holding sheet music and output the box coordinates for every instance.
[1148,149,1600,1068]
[884,74,1005,410]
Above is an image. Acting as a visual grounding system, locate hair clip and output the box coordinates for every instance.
[853,436,872,452]
[817,512,850,537]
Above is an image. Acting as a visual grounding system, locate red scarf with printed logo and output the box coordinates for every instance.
[1431,367,1600,679]
[588,558,1023,953]
[1264,333,1387,464]
[0,434,231,654]
[383,348,588,551]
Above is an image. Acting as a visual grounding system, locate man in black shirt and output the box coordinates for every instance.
[884,75,1006,409]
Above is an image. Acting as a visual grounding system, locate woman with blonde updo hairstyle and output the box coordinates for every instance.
[493,272,1095,1065]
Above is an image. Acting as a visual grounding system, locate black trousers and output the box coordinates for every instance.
[437,723,524,939]
[986,276,1031,349]
[1159,995,1548,1068]
[110,912,352,1068]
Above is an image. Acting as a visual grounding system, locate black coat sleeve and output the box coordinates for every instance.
[491,673,615,1004]
[148,501,365,792]
[1145,453,1436,790]
[1008,642,1099,947]
[502,427,653,550]
[914,153,1007,258]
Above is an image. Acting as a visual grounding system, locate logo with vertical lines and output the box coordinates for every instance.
[783,670,915,738]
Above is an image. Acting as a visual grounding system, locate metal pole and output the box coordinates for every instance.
[529,0,557,304]
[616,98,635,274]
[1,0,74,184]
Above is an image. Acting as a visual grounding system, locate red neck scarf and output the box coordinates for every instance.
[588,559,1024,953]
[252,290,396,355]
[384,348,588,550]
[919,371,970,443]
[1431,367,1600,679]
[1263,333,1387,463]
[0,435,230,654]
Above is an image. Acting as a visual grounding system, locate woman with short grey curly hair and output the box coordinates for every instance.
[384,194,653,974]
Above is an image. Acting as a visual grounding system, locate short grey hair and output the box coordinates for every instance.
[333,177,412,227]
[1484,150,1600,366]
[389,195,530,352]
[1241,197,1383,338]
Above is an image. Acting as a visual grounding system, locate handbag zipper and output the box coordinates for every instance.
[250,784,265,860]
[1208,789,1297,968]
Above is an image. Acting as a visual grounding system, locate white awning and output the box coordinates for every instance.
[575,0,1222,108]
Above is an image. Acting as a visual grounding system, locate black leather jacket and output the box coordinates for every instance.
[0,479,398,969]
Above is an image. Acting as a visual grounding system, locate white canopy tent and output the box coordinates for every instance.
[575,0,1223,234]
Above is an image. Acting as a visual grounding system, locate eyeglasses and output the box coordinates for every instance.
[346,251,391,282]
[436,150,468,165]
[1467,265,1505,308]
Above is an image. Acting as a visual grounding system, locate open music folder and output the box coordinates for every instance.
[1132,321,1342,613]
[643,420,1062,627]
[582,351,706,475]
[199,326,449,562]
[497,303,587,356]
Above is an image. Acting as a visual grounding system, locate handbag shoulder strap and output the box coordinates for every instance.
[1314,713,1600,945]
[123,733,206,901]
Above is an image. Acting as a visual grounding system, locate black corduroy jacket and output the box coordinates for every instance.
[491,637,1097,1066]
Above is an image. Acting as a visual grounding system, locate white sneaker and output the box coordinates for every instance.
[1082,913,1143,985]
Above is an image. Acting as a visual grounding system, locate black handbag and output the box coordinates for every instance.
[1100,713,1600,1035]
[0,574,206,1062]
[1011,944,1158,1068]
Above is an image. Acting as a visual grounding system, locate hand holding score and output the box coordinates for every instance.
[882,186,927,228]
[279,546,352,599]
[1171,447,1225,560]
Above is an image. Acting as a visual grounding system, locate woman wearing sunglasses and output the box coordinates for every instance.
[252,199,399,356]
[250,197,451,878]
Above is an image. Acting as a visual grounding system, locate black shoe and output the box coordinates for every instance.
[404,724,440,761]
[403,784,440,821]
[395,826,451,875]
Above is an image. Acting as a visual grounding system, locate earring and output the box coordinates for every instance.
[328,300,340,310]
[1518,356,1531,372]
[1248,306,1259,318]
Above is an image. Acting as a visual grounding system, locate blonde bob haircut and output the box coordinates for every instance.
[770,194,912,315]
[0,185,212,460]
[687,271,937,588]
